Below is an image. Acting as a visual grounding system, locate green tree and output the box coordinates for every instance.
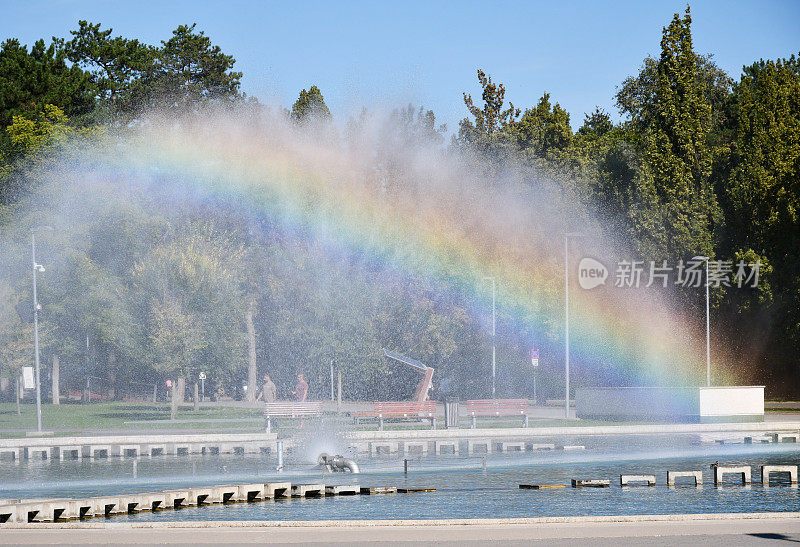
[154,24,243,111]
[642,7,719,261]
[61,21,156,119]
[510,93,573,158]
[0,38,94,138]
[458,69,519,146]
[291,85,332,123]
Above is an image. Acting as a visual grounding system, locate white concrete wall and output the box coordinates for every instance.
[575,386,764,421]
[699,386,764,417]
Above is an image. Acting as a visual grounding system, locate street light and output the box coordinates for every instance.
[693,255,712,387]
[31,225,53,432]
[564,233,583,419]
[482,276,496,398]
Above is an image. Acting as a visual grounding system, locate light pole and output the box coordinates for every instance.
[31,226,53,432]
[564,233,583,419]
[694,256,711,387]
[482,276,496,397]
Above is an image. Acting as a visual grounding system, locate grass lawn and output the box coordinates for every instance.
[0,401,263,437]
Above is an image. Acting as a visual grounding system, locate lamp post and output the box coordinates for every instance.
[31,226,53,432]
[482,276,496,397]
[694,256,712,387]
[564,233,583,419]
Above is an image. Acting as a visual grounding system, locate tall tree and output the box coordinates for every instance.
[458,69,519,146]
[642,7,719,261]
[290,85,331,123]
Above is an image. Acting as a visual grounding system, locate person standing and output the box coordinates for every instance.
[256,374,277,404]
[293,374,308,402]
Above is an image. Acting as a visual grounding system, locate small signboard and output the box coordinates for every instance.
[198,372,207,380]
[530,349,540,368]
[22,367,35,389]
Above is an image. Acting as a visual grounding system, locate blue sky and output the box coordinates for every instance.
[2,0,798,132]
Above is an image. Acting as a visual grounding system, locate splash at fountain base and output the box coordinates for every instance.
[575,386,764,423]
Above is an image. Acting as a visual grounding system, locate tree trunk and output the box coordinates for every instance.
[245,301,257,403]
[193,382,199,411]
[107,352,116,400]
[170,381,178,420]
[176,377,186,403]
[15,376,21,416]
[51,354,60,405]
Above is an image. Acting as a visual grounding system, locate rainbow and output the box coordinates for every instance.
[62,116,734,389]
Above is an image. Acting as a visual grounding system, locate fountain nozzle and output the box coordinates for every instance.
[318,452,360,473]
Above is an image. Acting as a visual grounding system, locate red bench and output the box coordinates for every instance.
[354,401,438,431]
[465,399,530,428]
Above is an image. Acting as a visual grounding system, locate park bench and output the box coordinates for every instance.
[263,402,324,432]
[465,399,530,428]
[354,401,438,431]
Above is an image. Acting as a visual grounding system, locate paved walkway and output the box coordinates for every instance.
[2,514,799,545]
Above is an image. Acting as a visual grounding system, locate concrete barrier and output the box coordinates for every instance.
[761,465,798,485]
[292,484,325,497]
[620,474,656,486]
[571,479,610,488]
[326,485,359,495]
[264,482,292,499]
[210,485,239,504]
[236,483,266,502]
[162,490,190,509]
[370,441,399,456]
[404,441,428,456]
[667,470,703,486]
[360,487,397,495]
[466,440,492,454]
[529,443,555,451]
[498,441,525,452]
[434,440,459,455]
[713,465,751,485]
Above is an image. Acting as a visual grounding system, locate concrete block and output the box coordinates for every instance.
[404,441,428,456]
[571,479,610,488]
[210,485,239,504]
[620,474,656,486]
[667,470,703,486]
[325,485,359,495]
[116,494,142,514]
[237,483,265,502]
[0,503,18,523]
[713,465,751,485]
[25,447,49,460]
[162,489,190,508]
[57,446,80,460]
[369,441,398,456]
[264,482,292,499]
[139,492,167,511]
[761,465,798,485]
[186,487,214,505]
[360,486,397,495]
[777,433,798,443]
[561,445,586,451]
[292,483,325,497]
[89,496,120,517]
[144,444,166,457]
[434,440,459,455]
[0,448,21,463]
[81,445,111,459]
[529,443,556,451]
[467,439,493,454]
[116,444,140,458]
[498,441,525,452]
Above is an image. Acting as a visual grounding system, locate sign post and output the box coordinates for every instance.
[198,372,206,402]
[530,349,540,405]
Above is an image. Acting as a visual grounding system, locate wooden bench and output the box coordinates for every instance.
[354,401,438,431]
[465,399,530,428]
[264,402,324,432]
